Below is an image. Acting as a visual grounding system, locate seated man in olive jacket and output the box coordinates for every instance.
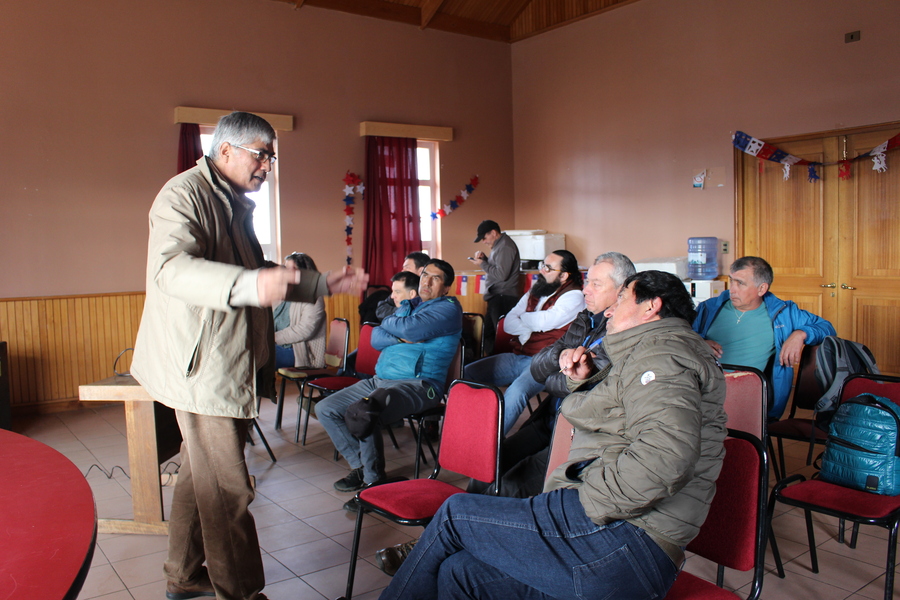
[378,270,727,600]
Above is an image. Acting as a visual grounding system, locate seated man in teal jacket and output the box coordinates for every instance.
[319,259,463,493]
[693,255,835,419]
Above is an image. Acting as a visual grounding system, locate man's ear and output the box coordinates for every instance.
[757,282,769,297]
[218,142,233,161]
[409,289,418,298]
[646,297,664,319]
[560,271,569,283]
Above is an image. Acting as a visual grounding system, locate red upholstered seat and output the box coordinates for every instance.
[768,374,900,600]
[358,479,466,521]
[295,322,378,445]
[666,572,747,599]
[341,380,503,599]
[663,368,769,600]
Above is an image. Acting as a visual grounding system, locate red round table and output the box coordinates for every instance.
[0,429,96,600]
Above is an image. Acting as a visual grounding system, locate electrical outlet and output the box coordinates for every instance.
[845,30,861,43]
[721,241,729,254]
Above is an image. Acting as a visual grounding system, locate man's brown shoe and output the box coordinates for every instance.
[165,568,216,600]
[375,539,418,576]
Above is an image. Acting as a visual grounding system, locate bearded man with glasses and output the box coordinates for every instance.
[463,250,584,435]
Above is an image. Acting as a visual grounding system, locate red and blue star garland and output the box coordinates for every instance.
[341,171,364,265]
[733,130,900,182]
[431,176,479,219]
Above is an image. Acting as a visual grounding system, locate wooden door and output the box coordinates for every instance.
[836,127,900,375]
[738,123,900,375]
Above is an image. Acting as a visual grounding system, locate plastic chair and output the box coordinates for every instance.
[274,317,349,430]
[545,411,574,479]
[663,366,770,600]
[768,374,900,600]
[295,322,379,444]
[342,380,504,599]
[766,344,827,480]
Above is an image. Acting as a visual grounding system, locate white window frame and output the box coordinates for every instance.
[417,140,441,258]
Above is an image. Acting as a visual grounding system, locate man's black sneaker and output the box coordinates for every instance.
[333,467,365,492]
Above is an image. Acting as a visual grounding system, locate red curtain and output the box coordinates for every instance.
[177,123,204,173]
[363,136,422,287]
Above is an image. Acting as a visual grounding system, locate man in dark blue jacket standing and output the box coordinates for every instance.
[318,259,462,493]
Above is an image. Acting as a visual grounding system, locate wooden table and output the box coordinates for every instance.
[0,429,97,600]
[79,375,180,535]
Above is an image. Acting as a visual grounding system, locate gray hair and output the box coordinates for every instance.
[730,256,774,286]
[208,112,276,161]
[594,252,636,287]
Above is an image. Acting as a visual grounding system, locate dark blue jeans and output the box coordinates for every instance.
[379,489,678,600]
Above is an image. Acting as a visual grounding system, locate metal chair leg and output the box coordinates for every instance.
[251,419,276,463]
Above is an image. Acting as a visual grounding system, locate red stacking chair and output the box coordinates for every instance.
[341,380,504,600]
[769,373,900,600]
[664,366,769,600]
[295,322,380,444]
[274,317,349,431]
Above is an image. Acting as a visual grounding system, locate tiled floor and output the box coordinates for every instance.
[12,398,899,600]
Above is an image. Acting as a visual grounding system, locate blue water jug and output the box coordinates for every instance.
[688,237,718,280]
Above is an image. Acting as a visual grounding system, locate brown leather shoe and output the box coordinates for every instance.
[165,568,216,599]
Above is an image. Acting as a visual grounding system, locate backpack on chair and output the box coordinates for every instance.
[813,336,879,422]
[818,393,900,495]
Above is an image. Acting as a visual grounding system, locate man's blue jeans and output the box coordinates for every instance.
[379,489,678,600]
[464,353,544,434]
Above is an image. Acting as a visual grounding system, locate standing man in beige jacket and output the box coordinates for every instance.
[132,112,365,600]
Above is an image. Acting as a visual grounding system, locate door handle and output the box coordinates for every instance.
[841,283,856,290]
[820,283,836,288]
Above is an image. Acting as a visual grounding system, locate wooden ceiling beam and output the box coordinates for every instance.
[420,0,445,29]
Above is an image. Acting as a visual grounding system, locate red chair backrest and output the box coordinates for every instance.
[723,369,767,440]
[492,316,515,355]
[840,373,900,406]
[439,381,503,484]
[324,318,350,369]
[685,436,762,571]
[355,323,381,376]
[545,412,574,481]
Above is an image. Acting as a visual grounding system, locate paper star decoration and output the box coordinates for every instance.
[432,175,479,219]
[343,185,355,196]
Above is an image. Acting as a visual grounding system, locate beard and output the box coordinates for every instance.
[530,276,562,298]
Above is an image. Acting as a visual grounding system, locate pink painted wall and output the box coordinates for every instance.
[0,0,513,298]
[510,0,900,268]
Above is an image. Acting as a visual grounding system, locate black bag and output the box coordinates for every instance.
[813,336,879,424]
[344,388,390,440]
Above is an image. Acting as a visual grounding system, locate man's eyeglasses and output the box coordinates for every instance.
[233,144,277,165]
[538,262,561,273]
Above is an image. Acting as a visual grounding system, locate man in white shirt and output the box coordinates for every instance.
[464,250,585,434]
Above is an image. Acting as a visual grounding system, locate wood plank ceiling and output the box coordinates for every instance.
[273,0,643,43]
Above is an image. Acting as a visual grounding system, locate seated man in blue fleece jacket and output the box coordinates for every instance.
[693,255,835,420]
[318,258,463,493]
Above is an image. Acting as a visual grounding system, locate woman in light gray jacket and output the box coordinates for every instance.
[273,253,326,369]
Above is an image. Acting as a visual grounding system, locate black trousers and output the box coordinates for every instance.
[468,395,556,498]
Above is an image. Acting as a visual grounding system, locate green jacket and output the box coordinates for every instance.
[544,318,727,548]
[132,158,327,418]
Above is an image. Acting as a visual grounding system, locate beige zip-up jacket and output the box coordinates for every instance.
[132,158,327,418]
